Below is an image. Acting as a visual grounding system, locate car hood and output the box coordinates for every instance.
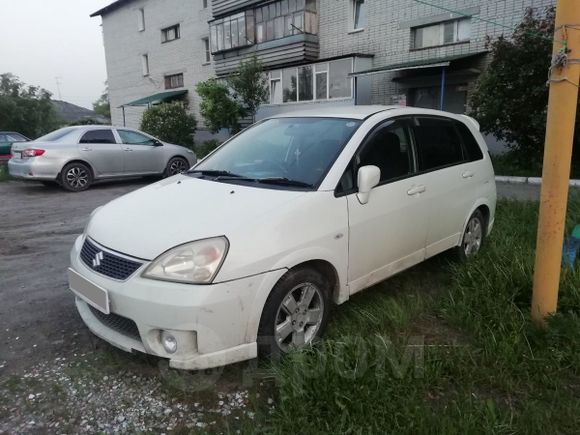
[86,174,307,260]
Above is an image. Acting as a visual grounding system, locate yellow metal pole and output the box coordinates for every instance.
[531,0,580,325]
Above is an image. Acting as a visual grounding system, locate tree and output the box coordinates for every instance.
[227,56,269,123]
[0,73,60,138]
[93,83,111,119]
[140,101,197,147]
[196,79,244,133]
[470,7,579,166]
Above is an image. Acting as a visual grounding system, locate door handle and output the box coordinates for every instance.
[462,171,474,179]
[407,185,426,196]
[81,147,92,152]
[123,147,133,152]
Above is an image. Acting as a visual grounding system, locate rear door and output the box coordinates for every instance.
[116,129,165,174]
[344,118,428,295]
[409,116,476,258]
[78,129,124,176]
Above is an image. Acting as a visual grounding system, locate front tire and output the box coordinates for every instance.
[456,210,485,261]
[59,162,93,192]
[257,267,331,360]
[164,157,189,177]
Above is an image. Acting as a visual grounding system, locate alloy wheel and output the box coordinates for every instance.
[274,282,324,352]
[66,166,89,189]
[463,216,483,257]
[169,159,187,175]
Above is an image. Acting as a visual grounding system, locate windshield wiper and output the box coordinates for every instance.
[187,169,243,178]
[256,177,313,188]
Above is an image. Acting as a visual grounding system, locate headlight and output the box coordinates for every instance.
[142,237,229,284]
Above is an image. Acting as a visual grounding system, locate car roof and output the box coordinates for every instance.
[266,105,474,122]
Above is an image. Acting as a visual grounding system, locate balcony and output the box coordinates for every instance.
[210,0,319,76]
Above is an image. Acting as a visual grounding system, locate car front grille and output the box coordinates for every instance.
[89,305,141,341]
[80,238,143,280]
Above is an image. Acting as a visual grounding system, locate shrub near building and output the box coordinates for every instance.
[140,101,197,148]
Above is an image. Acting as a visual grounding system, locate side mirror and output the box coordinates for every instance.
[153,139,163,146]
[357,165,381,204]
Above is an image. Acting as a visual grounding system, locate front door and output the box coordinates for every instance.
[345,118,428,295]
[116,129,165,174]
[77,129,124,176]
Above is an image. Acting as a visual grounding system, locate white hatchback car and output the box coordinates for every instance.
[68,106,496,370]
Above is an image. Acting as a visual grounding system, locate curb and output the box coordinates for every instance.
[496,176,580,187]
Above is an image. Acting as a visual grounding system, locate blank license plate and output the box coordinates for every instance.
[68,268,110,314]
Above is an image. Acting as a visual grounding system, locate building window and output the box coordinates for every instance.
[164,73,184,89]
[202,0,208,8]
[141,54,149,76]
[137,8,145,31]
[161,24,180,43]
[352,0,367,30]
[202,38,210,63]
[210,0,317,54]
[412,18,471,49]
[269,58,352,104]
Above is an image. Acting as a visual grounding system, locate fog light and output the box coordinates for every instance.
[161,332,177,354]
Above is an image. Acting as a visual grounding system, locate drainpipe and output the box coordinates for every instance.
[122,106,126,127]
[439,66,446,111]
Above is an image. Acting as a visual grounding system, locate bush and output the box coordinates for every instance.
[140,101,196,147]
[196,79,244,134]
[195,139,221,159]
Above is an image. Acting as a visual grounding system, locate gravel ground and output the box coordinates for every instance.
[0,178,576,433]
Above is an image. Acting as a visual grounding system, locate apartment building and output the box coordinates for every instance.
[92,0,555,139]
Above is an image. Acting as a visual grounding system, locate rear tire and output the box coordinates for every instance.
[257,267,330,360]
[59,162,93,192]
[164,157,189,177]
[455,210,485,261]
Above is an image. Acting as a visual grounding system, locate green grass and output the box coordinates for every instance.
[243,195,580,434]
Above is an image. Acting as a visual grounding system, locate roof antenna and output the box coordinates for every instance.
[55,76,63,100]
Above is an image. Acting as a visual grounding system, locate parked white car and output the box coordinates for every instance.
[8,126,196,191]
[68,106,496,370]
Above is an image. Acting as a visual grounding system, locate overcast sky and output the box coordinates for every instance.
[1,0,114,109]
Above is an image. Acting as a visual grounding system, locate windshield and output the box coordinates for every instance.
[193,117,362,188]
[36,127,77,142]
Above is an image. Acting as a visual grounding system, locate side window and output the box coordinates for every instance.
[455,121,483,161]
[79,129,116,144]
[412,117,464,171]
[118,130,155,146]
[357,120,413,183]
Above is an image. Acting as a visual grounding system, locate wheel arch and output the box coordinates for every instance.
[58,159,96,180]
[460,199,493,243]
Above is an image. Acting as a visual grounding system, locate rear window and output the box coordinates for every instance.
[412,117,464,171]
[455,121,483,161]
[79,129,116,144]
[36,127,77,142]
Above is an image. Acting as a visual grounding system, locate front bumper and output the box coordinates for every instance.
[69,235,284,370]
[8,157,58,180]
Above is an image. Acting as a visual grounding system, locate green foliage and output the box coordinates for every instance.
[195,139,222,158]
[196,56,268,132]
[0,73,60,139]
[139,101,196,147]
[196,79,244,133]
[227,56,269,122]
[470,7,580,166]
[92,83,111,119]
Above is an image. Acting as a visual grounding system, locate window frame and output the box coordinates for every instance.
[161,24,181,43]
[352,0,367,31]
[141,53,149,76]
[335,116,418,197]
[202,37,211,63]
[137,8,145,31]
[409,116,469,174]
[78,129,117,145]
[116,129,157,146]
[164,73,184,90]
[411,17,471,50]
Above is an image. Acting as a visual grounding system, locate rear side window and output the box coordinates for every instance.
[455,121,483,161]
[412,117,464,171]
[79,130,116,144]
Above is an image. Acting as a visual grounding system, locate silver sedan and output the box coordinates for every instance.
[8,126,197,191]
